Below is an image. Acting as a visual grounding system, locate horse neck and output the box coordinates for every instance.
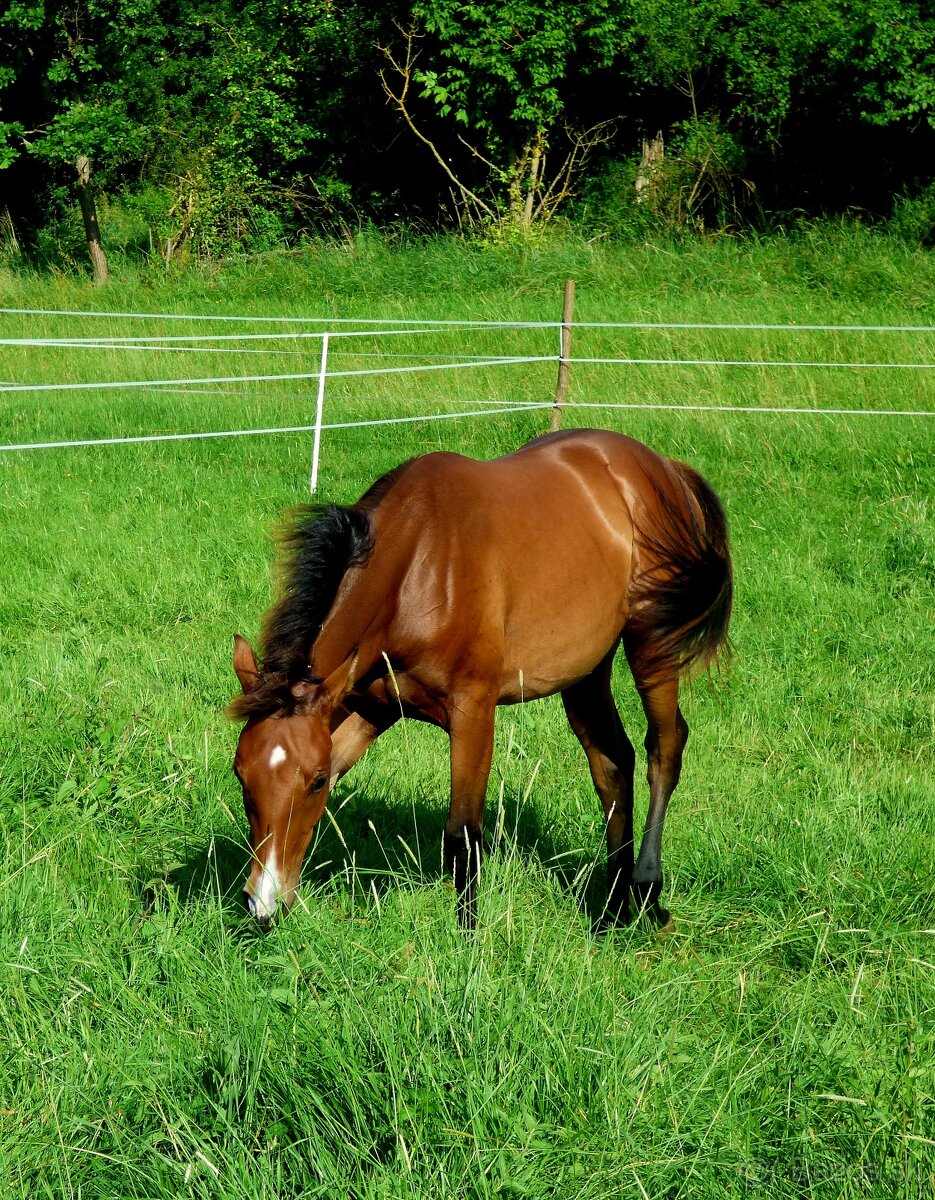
[310,556,391,688]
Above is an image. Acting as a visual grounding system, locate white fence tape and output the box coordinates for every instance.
[2,313,933,491]
[0,404,552,453]
[566,400,935,418]
[0,328,451,346]
[7,307,935,332]
[572,357,935,371]
[0,307,554,328]
[0,355,549,395]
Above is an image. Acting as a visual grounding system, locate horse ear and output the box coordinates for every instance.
[233,634,260,693]
[292,681,336,715]
[287,650,358,715]
[322,649,359,705]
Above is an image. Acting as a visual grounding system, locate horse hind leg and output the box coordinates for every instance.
[561,653,636,927]
[630,673,689,928]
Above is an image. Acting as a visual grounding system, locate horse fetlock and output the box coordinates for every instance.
[443,827,482,880]
[602,895,632,928]
[631,877,670,928]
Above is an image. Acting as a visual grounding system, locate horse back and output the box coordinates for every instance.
[366,430,692,700]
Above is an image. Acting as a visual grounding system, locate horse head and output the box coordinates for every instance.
[231,635,351,926]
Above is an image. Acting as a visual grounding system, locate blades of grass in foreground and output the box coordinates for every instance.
[1,234,933,1198]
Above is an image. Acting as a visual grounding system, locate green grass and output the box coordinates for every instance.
[1,230,934,1198]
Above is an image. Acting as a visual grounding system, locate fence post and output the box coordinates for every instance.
[309,331,329,495]
[550,279,575,432]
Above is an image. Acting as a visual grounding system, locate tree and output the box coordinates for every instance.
[0,0,166,275]
[607,0,860,224]
[855,0,935,129]
[378,2,622,230]
[0,0,401,260]
[3,0,935,257]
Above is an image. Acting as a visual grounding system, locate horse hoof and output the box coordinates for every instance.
[597,905,632,932]
[654,911,675,937]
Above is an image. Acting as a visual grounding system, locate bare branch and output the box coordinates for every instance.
[378,25,498,221]
[534,121,615,222]
[455,133,505,179]
[521,129,545,228]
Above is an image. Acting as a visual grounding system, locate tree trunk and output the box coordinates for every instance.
[507,147,526,228]
[523,130,545,231]
[75,155,110,283]
[635,132,665,206]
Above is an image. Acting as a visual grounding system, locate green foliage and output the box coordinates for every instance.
[3,0,935,258]
[377,1,626,229]
[889,182,935,247]
[578,117,751,237]
[573,156,654,238]
[412,0,618,139]
[0,112,23,167]
[0,0,171,173]
[0,0,397,258]
[34,99,146,165]
[624,0,853,133]
[857,0,935,128]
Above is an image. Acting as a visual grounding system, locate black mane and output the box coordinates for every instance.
[229,463,409,719]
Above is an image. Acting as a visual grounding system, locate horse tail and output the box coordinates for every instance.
[627,460,733,685]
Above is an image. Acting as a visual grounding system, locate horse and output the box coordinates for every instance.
[229,428,732,930]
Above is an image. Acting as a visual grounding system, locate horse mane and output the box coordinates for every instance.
[229,462,411,719]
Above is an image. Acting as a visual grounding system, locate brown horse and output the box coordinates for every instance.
[230,428,732,930]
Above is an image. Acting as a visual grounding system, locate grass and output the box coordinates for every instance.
[1,229,934,1198]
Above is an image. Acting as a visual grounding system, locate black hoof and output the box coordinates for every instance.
[597,902,632,932]
[632,880,670,929]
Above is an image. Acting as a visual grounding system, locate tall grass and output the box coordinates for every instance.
[1,232,933,1198]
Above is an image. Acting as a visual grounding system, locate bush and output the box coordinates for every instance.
[888,182,935,247]
[576,115,755,239]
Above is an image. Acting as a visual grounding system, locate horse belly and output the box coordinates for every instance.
[497,550,628,702]
[387,444,638,705]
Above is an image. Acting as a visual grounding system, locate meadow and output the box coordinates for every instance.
[0,229,934,1198]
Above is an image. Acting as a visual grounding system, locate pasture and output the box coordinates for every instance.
[1,232,933,1198]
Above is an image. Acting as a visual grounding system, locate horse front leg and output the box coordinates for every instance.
[328,708,399,789]
[444,694,497,930]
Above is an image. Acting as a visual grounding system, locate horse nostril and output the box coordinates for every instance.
[244,889,274,930]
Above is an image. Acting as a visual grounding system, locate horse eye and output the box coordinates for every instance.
[311,773,328,793]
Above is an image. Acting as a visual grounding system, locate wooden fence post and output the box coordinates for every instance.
[550,279,575,432]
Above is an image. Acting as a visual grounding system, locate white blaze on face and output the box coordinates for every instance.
[249,848,281,921]
[268,744,287,769]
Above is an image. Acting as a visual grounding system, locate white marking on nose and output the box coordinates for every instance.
[250,850,280,921]
[268,744,287,769]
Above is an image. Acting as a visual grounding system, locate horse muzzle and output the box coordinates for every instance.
[244,888,277,928]
[244,850,296,927]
